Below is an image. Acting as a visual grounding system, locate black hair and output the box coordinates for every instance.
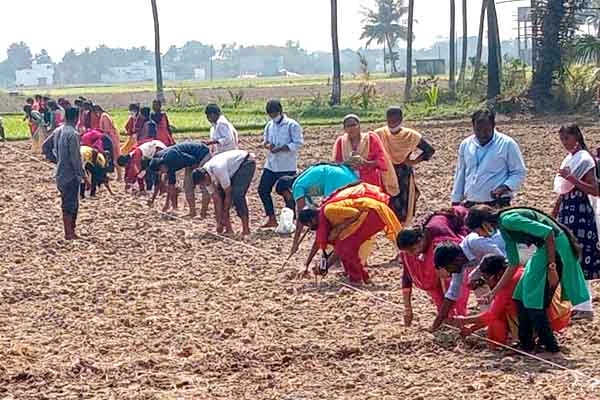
[191,168,209,185]
[386,106,403,121]
[471,109,496,128]
[74,99,82,106]
[34,94,42,100]
[129,103,140,112]
[141,107,151,119]
[266,99,283,114]
[205,103,222,115]
[396,227,425,249]
[298,208,319,226]
[47,100,58,110]
[23,104,32,114]
[117,154,131,167]
[433,241,464,269]
[275,175,297,195]
[153,99,162,107]
[26,97,34,104]
[65,107,80,123]
[465,205,499,230]
[479,255,508,276]
[93,104,103,113]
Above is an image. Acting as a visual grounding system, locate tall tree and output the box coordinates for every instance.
[404,0,415,100]
[34,49,52,64]
[331,0,342,105]
[530,0,568,102]
[487,0,502,100]
[472,0,487,85]
[458,0,468,88]
[150,0,165,103]
[449,0,456,95]
[6,42,33,70]
[360,0,410,74]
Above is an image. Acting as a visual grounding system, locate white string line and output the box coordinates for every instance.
[5,140,600,389]
[1,140,282,261]
[337,280,600,390]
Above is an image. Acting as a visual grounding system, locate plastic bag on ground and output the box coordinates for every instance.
[275,207,296,234]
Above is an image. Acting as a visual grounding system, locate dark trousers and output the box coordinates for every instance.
[258,168,296,217]
[59,179,80,216]
[516,258,562,352]
[218,159,256,217]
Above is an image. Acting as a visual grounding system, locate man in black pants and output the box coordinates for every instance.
[192,149,256,236]
[258,99,304,228]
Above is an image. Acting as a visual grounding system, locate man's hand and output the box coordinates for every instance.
[491,185,510,199]
[404,307,414,327]
[264,143,274,151]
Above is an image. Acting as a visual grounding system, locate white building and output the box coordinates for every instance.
[193,68,206,81]
[100,61,155,83]
[15,63,54,86]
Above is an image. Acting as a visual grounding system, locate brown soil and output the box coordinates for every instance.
[1,117,599,399]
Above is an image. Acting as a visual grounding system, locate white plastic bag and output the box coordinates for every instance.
[275,207,296,234]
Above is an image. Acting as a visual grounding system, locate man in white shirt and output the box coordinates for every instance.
[192,149,256,236]
[203,104,239,154]
[259,99,304,228]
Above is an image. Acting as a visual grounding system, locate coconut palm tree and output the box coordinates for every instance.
[574,34,600,65]
[404,0,415,100]
[331,0,342,105]
[487,0,502,99]
[472,0,487,85]
[360,0,410,74]
[449,0,456,95]
[458,0,468,88]
[151,0,165,103]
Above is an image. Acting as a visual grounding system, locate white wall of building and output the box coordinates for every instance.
[15,63,54,86]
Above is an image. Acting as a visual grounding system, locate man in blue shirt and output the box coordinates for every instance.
[451,109,527,208]
[259,99,304,228]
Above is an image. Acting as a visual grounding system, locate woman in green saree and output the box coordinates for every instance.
[465,205,589,353]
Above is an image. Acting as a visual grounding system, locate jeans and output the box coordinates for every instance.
[258,168,296,217]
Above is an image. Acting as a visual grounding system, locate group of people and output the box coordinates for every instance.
[46,93,599,354]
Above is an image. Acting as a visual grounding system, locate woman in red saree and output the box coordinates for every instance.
[452,255,571,349]
[299,183,402,284]
[332,114,398,196]
[95,105,122,180]
[396,206,470,326]
[151,99,175,146]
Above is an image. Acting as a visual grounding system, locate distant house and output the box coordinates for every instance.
[16,63,54,86]
[193,68,206,81]
[415,59,446,76]
[100,61,155,83]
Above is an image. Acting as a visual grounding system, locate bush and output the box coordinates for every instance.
[558,64,599,111]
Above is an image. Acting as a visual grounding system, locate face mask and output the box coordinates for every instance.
[389,124,403,134]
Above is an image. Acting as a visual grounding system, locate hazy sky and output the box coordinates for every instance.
[0,0,531,60]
